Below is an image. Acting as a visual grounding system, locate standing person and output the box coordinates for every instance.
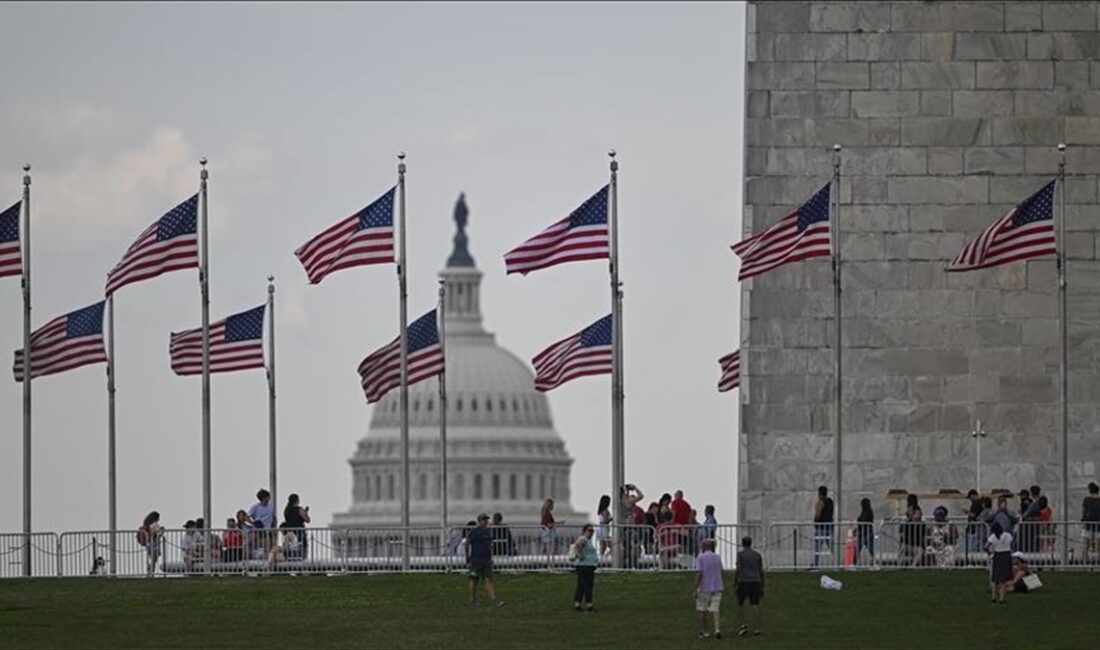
[902,494,926,567]
[813,486,835,567]
[735,536,764,637]
[699,505,718,550]
[137,511,164,576]
[249,489,276,529]
[465,513,503,607]
[283,493,311,559]
[670,490,693,526]
[570,524,599,612]
[965,490,985,552]
[540,499,561,556]
[619,484,644,568]
[992,497,1019,536]
[693,538,725,640]
[987,521,1014,604]
[223,518,244,563]
[491,512,515,557]
[595,495,613,556]
[855,498,875,566]
[1082,482,1100,564]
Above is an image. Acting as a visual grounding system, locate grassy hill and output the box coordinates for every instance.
[0,571,1095,649]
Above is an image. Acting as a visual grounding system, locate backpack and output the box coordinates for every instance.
[136,527,149,547]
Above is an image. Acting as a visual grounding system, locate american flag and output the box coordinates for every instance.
[169,305,266,376]
[718,350,740,392]
[358,309,443,403]
[947,180,1056,272]
[532,314,613,392]
[504,186,609,275]
[13,301,107,382]
[732,183,832,281]
[106,195,199,295]
[0,202,21,279]
[295,188,395,284]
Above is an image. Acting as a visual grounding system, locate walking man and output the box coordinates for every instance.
[736,536,764,637]
[693,538,724,639]
[466,513,504,607]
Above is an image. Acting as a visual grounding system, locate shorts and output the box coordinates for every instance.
[467,559,494,580]
[737,582,762,605]
[696,591,722,613]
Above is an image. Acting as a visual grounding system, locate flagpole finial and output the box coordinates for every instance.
[199,157,208,181]
[398,151,406,174]
[833,144,841,152]
[22,163,30,173]
[22,164,30,186]
[608,149,618,172]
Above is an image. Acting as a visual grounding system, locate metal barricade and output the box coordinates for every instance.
[767,522,850,570]
[650,524,761,571]
[58,530,150,577]
[0,533,59,578]
[874,518,988,569]
[342,526,455,572]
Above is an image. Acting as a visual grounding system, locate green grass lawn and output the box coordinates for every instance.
[0,571,1097,649]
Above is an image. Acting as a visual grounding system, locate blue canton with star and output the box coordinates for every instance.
[1011,180,1055,229]
[356,188,396,231]
[568,186,609,228]
[225,305,266,342]
[156,195,199,241]
[407,309,440,353]
[66,302,106,338]
[796,183,831,231]
[580,315,613,347]
[0,202,19,243]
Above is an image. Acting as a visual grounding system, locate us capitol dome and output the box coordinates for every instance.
[333,194,586,527]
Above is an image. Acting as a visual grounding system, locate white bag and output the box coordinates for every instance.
[820,574,844,591]
[1022,574,1042,591]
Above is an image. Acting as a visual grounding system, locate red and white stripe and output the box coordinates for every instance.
[295,216,394,284]
[358,338,444,404]
[718,350,740,392]
[504,218,609,275]
[0,240,19,278]
[106,221,198,296]
[531,331,612,393]
[13,314,106,382]
[732,212,831,281]
[169,322,265,376]
[947,209,1056,272]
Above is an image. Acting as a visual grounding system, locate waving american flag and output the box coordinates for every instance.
[504,186,609,275]
[732,183,832,281]
[295,188,395,284]
[532,314,613,392]
[358,309,443,403]
[0,202,21,279]
[170,305,266,376]
[106,195,199,295]
[947,180,1056,272]
[718,350,740,392]
[13,301,107,382]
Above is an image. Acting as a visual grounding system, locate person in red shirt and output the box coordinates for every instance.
[540,499,562,555]
[671,490,693,526]
[223,518,245,563]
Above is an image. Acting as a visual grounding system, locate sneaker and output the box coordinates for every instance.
[738,626,749,638]
[715,631,723,640]
[573,604,583,612]
[698,632,710,639]
[491,599,505,608]
[753,630,763,636]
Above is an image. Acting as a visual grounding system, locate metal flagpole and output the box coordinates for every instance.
[438,280,448,548]
[609,150,625,569]
[199,158,212,574]
[107,294,118,575]
[397,153,411,572]
[831,144,843,522]
[267,276,277,516]
[20,164,32,577]
[1058,143,1069,568]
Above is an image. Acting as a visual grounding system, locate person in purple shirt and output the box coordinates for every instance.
[693,538,724,640]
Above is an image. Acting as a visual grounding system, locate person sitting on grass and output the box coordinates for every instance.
[569,524,598,612]
[694,538,724,640]
[466,513,503,608]
[735,536,764,637]
[1010,552,1034,593]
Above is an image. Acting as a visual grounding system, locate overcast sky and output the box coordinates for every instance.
[0,1,745,533]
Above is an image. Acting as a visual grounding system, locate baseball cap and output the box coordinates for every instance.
[477,513,490,521]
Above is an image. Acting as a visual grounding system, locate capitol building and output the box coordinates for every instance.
[333,195,586,528]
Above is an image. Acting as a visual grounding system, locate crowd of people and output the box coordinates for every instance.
[134,489,312,574]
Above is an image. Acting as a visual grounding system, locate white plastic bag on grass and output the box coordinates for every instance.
[820,574,843,591]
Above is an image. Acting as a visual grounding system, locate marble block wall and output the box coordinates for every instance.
[740,1,1100,525]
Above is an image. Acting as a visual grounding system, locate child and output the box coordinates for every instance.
[735,536,765,636]
[693,538,724,640]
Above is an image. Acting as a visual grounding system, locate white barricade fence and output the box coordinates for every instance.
[0,533,59,578]
[766,522,851,570]
[342,526,457,573]
[649,524,762,571]
[865,519,989,569]
[440,524,664,572]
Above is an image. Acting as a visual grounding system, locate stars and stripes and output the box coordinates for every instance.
[295,188,396,284]
[358,309,443,403]
[13,301,107,382]
[947,180,1057,273]
[532,314,613,392]
[169,305,266,376]
[504,186,609,275]
[732,183,832,281]
[718,350,740,392]
[105,195,199,295]
[0,202,21,279]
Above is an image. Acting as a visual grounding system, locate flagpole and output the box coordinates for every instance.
[199,157,212,574]
[397,152,411,572]
[267,276,277,517]
[831,144,843,522]
[20,164,32,577]
[1058,143,1068,568]
[107,294,117,575]
[438,280,448,547]
[609,150,625,569]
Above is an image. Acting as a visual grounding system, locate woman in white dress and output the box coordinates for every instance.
[595,495,612,555]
